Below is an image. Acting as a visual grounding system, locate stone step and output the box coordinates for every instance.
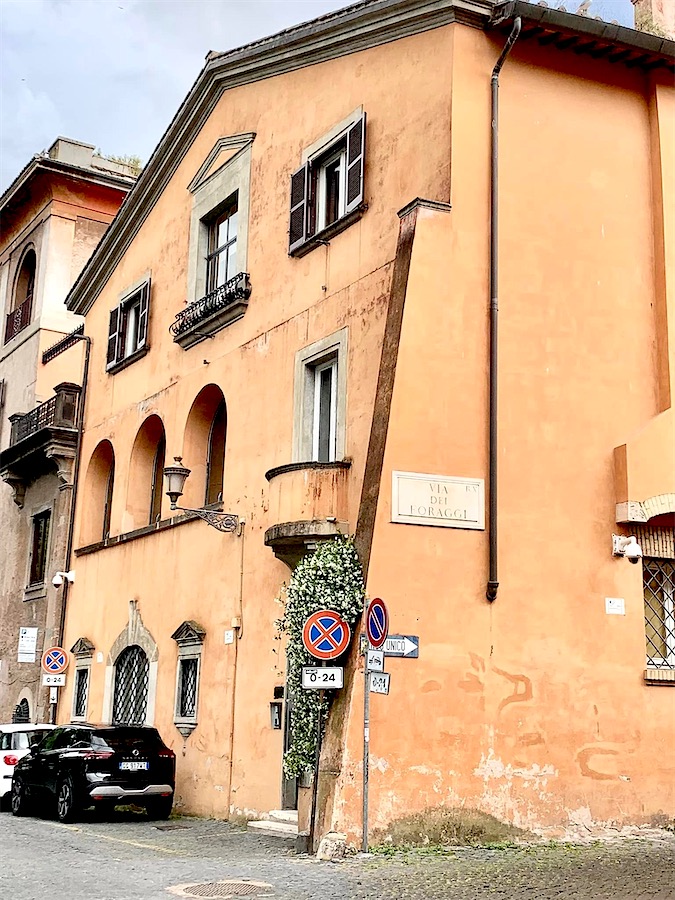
[247,819,298,838]
[268,809,298,825]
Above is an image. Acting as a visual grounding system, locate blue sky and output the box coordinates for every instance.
[0,0,635,192]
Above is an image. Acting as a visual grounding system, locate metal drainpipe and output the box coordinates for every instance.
[53,335,91,723]
[487,17,521,604]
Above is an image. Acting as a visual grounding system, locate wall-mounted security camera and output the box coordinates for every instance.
[52,570,76,587]
[612,535,643,565]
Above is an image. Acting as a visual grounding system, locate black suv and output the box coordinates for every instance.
[11,724,175,823]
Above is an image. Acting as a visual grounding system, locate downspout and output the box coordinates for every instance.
[487,17,521,603]
[54,334,91,722]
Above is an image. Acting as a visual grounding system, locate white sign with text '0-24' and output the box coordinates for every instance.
[42,673,66,687]
[392,471,484,530]
[302,667,344,689]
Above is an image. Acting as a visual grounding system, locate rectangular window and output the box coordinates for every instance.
[312,359,337,462]
[289,111,366,256]
[644,558,675,669]
[29,510,51,585]
[293,328,348,464]
[206,197,238,294]
[176,657,199,719]
[106,280,150,372]
[73,667,89,719]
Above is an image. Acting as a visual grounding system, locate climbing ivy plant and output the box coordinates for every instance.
[276,535,365,778]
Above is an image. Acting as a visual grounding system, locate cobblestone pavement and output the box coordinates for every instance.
[2,810,674,900]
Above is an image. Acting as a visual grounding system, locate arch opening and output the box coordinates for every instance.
[182,385,227,509]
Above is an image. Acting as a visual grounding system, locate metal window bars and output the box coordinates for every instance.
[644,558,675,669]
[4,294,32,344]
[112,645,149,725]
[169,273,251,339]
[178,658,198,718]
[74,668,89,718]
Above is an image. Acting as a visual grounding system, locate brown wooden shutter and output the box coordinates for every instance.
[137,282,150,348]
[106,307,119,368]
[345,112,366,214]
[289,162,310,254]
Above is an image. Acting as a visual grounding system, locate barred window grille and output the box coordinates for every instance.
[644,558,675,669]
[74,668,89,718]
[12,699,30,724]
[178,657,199,718]
[112,645,149,725]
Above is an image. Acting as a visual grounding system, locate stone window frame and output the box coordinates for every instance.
[288,106,366,258]
[292,327,348,463]
[186,134,255,308]
[106,274,151,375]
[637,525,675,685]
[70,637,95,722]
[101,601,158,726]
[171,621,206,738]
[24,501,53,602]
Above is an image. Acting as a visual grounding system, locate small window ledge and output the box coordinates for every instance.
[171,274,251,349]
[644,668,675,685]
[106,344,149,375]
[289,205,366,259]
[75,503,224,556]
[24,583,47,602]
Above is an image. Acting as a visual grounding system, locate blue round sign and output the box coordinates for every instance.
[367,598,389,649]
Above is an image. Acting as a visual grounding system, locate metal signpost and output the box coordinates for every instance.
[301,609,350,853]
[363,597,389,853]
[41,646,69,711]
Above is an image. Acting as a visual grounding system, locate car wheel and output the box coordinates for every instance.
[56,776,78,823]
[11,778,30,817]
[146,795,173,820]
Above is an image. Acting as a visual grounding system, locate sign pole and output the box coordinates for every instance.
[362,638,370,852]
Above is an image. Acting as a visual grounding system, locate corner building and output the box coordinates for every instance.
[60,0,675,840]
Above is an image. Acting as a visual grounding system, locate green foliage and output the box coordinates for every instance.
[371,806,530,849]
[276,536,365,778]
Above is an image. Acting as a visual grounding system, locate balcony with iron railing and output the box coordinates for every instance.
[170,273,251,349]
[0,382,81,507]
[4,294,33,344]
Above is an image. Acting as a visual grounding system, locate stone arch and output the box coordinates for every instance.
[181,384,227,508]
[102,600,158,725]
[125,414,166,530]
[81,439,115,544]
[11,246,36,313]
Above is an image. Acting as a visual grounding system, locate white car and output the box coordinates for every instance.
[0,723,55,809]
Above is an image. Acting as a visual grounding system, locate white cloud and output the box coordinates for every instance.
[0,0,635,192]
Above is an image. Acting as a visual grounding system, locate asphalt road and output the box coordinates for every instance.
[1,809,675,900]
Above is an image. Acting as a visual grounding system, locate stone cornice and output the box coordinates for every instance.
[65,0,495,316]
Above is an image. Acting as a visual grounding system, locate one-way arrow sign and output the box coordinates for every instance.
[383,634,419,658]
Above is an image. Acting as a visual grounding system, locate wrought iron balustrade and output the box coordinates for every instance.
[170,273,251,339]
[4,294,33,344]
[9,382,81,446]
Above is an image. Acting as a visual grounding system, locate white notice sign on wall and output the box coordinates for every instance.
[17,627,38,663]
[392,471,485,530]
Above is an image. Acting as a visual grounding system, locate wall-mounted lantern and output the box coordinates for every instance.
[163,457,242,533]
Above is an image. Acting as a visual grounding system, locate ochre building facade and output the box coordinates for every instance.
[59,0,675,840]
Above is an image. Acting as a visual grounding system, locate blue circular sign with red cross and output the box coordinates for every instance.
[366,598,389,649]
[41,646,69,675]
[302,610,351,661]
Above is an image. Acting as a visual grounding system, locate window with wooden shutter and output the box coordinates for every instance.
[345,112,365,214]
[106,307,119,368]
[289,164,309,254]
[105,279,151,373]
[137,283,149,348]
[288,110,367,257]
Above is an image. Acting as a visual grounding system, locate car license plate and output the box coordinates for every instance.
[119,761,149,771]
